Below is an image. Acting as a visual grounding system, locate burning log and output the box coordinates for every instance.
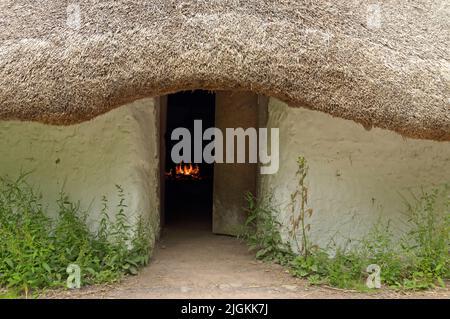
[165,163,202,180]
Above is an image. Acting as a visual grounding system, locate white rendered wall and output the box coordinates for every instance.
[0,98,160,242]
[1,95,449,251]
[261,98,450,249]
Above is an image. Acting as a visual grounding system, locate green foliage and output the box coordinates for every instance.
[241,156,450,291]
[0,175,153,296]
[399,186,450,289]
[238,192,293,266]
[290,193,449,291]
[289,157,314,257]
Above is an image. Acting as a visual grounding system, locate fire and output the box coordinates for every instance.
[165,163,201,180]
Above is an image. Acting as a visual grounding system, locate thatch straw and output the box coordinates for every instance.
[0,1,449,140]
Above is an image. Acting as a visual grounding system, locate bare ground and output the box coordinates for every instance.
[44,223,449,299]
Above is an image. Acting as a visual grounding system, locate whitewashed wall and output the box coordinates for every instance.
[0,98,160,242]
[260,98,450,249]
[2,95,449,252]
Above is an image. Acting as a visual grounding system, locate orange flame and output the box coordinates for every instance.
[166,163,201,180]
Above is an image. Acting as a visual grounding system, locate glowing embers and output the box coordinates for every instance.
[165,162,204,181]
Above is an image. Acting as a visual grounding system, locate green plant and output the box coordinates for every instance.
[289,157,314,257]
[359,222,405,287]
[241,156,449,291]
[399,186,450,288]
[0,175,153,297]
[239,192,293,265]
[292,187,449,291]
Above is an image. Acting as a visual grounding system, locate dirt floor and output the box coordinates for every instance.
[44,219,450,299]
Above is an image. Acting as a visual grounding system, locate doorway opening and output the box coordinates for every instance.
[160,90,262,235]
[163,90,216,231]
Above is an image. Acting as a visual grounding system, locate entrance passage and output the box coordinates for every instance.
[160,90,262,235]
[163,91,215,230]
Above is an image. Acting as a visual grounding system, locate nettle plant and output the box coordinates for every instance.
[0,174,153,297]
[241,156,450,291]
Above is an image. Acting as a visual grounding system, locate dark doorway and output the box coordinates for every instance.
[163,90,215,230]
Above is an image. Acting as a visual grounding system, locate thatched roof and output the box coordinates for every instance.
[0,1,449,140]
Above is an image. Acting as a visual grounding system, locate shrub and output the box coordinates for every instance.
[238,192,293,266]
[0,175,153,296]
[241,157,450,291]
